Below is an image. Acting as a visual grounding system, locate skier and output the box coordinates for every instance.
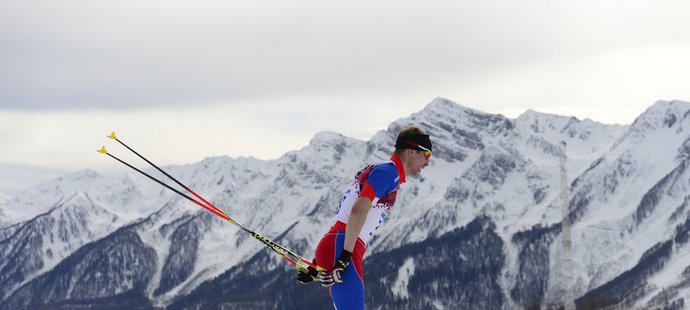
[297,124,432,309]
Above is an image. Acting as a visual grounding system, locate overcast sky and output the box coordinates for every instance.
[1,0,689,193]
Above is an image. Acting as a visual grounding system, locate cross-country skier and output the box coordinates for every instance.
[297,124,432,309]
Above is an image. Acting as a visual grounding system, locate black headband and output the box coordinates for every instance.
[395,133,432,152]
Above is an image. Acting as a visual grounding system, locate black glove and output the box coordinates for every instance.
[296,260,319,284]
[317,250,352,287]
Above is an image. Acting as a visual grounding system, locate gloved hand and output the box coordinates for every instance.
[296,260,319,284]
[317,250,352,287]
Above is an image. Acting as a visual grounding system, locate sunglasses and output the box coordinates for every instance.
[405,142,432,159]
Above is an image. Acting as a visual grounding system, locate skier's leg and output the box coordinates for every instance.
[315,230,366,310]
[329,232,365,310]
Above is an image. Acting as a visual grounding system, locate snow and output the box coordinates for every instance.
[5,98,690,308]
[0,191,10,224]
[5,191,122,296]
[391,257,415,299]
[0,191,10,205]
[542,100,690,303]
[639,242,690,306]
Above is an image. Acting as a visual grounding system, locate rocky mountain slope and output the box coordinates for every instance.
[1,98,689,309]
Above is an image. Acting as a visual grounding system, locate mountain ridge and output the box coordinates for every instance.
[2,98,690,309]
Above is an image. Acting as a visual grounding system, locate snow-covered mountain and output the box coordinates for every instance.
[1,98,689,309]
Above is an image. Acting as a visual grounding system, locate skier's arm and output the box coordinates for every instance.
[344,196,373,252]
[317,197,372,286]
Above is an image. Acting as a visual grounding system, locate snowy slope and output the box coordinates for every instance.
[558,100,690,309]
[0,189,121,300]
[0,191,10,226]
[2,98,690,310]
[0,191,9,205]
[0,169,164,225]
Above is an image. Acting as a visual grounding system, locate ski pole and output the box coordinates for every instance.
[97,146,232,221]
[102,133,310,267]
[106,132,229,222]
[98,134,323,275]
[98,144,316,272]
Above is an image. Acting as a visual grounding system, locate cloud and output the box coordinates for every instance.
[0,163,66,193]
[2,1,688,111]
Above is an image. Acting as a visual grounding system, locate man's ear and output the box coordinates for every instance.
[402,149,412,160]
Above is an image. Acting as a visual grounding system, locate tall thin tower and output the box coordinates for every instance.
[560,141,576,310]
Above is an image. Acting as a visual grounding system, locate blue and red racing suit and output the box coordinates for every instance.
[315,154,406,309]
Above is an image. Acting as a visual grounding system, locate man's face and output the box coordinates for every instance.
[408,150,430,176]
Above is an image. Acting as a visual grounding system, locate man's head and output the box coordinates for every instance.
[394,125,432,176]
